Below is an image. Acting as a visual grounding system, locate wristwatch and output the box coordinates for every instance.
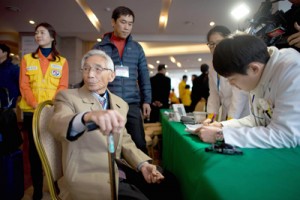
[215,130,224,143]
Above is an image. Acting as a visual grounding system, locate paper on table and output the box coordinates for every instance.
[185,124,203,134]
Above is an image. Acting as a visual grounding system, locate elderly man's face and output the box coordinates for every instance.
[82,55,115,94]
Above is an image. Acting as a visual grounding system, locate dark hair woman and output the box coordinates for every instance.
[19,22,69,200]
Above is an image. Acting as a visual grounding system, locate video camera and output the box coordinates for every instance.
[245,0,288,46]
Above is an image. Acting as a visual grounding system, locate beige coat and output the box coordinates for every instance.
[49,86,151,200]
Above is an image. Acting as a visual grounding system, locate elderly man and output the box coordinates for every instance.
[49,49,180,200]
[196,34,300,148]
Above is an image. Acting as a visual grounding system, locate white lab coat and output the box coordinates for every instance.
[207,64,249,120]
[222,47,300,148]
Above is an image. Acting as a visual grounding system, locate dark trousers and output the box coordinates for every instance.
[119,181,149,200]
[125,103,147,154]
[149,104,169,123]
[23,113,43,199]
[119,164,183,200]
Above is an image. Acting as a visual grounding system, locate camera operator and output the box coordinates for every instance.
[281,0,300,51]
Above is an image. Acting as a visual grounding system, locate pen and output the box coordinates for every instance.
[211,113,216,123]
[252,94,255,103]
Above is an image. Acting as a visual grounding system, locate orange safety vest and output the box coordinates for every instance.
[19,54,66,112]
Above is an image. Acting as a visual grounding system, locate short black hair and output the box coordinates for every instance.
[207,25,231,42]
[112,6,135,22]
[0,43,10,59]
[200,63,209,73]
[158,64,166,71]
[213,34,270,77]
[183,75,187,80]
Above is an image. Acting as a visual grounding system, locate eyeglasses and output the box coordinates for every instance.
[207,40,221,49]
[81,65,112,74]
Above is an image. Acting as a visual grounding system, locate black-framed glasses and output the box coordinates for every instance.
[81,65,112,74]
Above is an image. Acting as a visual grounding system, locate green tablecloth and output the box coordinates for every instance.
[161,110,300,200]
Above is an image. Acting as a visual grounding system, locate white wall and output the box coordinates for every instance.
[150,67,208,97]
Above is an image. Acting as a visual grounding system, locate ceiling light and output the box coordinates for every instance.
[156,60,160,64]
[144,44,209,57]
[170,56,176,63]
[165,65,168,68]
[184,70,188,73]
[231,3,250,20]
[209,22,215,26]
[177,62,181,67]
[29,20,35,24]
[97,38,102,42]
[158,0,172,32]
[166,72,169,76]
[148,64,155,69]
[159,16,167,24]
[75,0,101,32]
[198,58,202,62]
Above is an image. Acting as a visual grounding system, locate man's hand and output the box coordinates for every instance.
[152,101,163,107]
[140,163,164,184]
[202,119,222,127]
[143,103,151,119]
[287,22,300,48]
[202,118,212,126]
[195,126,222,144]
[83,110,125,135]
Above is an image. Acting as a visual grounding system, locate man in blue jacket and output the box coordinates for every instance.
[93,6,151,153]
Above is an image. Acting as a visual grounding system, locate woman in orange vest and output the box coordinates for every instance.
[19,22,69,200]
[169,88,179,105]
[182,84,192,113]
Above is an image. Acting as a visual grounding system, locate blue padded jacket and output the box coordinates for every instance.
[93,33,151,104]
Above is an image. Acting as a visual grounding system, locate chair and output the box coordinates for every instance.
[32,100,65,200]
[144,122,162,162]
[194,98,206,112]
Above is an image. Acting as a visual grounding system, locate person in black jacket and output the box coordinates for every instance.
[274,0,300,52]
[284,0,300,52]
[0,44,20,108]
[191,63,210,112]
[149,64,171,122]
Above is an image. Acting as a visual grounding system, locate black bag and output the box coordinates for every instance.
[0,149,24,200]
[0,87,23,155]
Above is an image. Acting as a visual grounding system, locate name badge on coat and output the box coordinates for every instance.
[115,65,129,78]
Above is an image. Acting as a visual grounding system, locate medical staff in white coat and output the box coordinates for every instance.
[205,26,249,123]
[196,34,300,148]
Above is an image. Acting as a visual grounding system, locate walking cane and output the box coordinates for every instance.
[108,133,117,200]
[86,124,117,200]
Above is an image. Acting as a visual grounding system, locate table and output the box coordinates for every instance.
[161,110,300,200]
